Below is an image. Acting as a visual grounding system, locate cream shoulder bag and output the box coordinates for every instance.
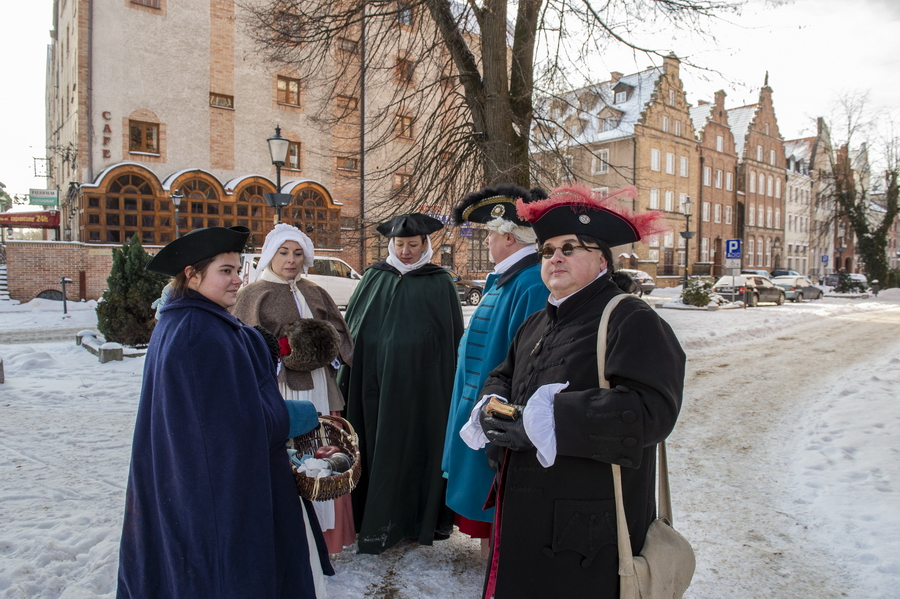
[597,294,696,599]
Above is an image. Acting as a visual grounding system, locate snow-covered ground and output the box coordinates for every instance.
[2,289,900,598]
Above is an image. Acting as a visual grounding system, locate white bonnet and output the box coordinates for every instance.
[255,223,315,281]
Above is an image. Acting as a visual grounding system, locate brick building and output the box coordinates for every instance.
[728,82,787,272]
[44,0,459,275]
[690,90,738,277]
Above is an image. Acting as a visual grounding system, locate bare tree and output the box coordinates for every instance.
[241,0,739,221]
[819,95,899,283]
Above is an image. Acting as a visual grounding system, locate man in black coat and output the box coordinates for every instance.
[463,185,686,599]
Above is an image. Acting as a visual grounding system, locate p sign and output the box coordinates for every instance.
[725,239,742,260]
[821,255,829,264]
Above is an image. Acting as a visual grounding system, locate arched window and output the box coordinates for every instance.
[84,172,165,244]
[234,185,275,235]
[747,238,755,266]
[285,186,341,249]
[178,178,222,233]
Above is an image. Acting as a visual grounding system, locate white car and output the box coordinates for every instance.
[241,254,362,307]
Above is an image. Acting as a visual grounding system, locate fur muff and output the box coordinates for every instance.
[282,319,341,372]
[252,325,281,368]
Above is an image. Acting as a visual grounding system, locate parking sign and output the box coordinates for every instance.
[725,239,742,259]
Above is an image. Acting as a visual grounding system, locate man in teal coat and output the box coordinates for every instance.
[442,185,549,555]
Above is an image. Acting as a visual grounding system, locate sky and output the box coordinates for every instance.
[0,0,898,200]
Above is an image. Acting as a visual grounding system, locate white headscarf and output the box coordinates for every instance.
[255,223,315,282]
[386,236,435,275]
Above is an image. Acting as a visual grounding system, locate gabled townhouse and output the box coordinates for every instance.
[690,90,738,277]
[833,143,870,272]
[807,118,836,279]
[533,54,698,286]
[783,138,814,275]
[727,82,787,272]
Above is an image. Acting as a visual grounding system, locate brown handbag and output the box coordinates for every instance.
[597,294,696,599]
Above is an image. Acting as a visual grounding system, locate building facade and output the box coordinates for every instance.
[783,138,814,275]
[691,90,738,277]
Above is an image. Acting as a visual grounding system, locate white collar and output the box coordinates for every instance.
[548,269,607,306]
[492,245,537,274]
[386,237,434,274]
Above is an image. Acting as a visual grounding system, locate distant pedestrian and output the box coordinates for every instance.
[871,279,880,297]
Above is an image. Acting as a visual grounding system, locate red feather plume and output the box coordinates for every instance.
[516,184,669,241]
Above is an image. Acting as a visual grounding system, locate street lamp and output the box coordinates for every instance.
[170,189,184,239]
[679,197,695,287]
[263,125,294,224]
[835,246,845,272]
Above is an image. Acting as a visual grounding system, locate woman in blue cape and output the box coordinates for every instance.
[117,226,332,598]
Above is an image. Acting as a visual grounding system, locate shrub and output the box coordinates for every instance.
[834,271,866,294]
[96,236,169,347]
[681,278,715,307]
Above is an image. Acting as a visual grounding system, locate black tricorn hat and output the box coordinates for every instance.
[145,226,250,276]
[517,185,662,248]
[375,213,444,238]
[452,185,547,226]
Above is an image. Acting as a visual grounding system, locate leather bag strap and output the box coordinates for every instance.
[596,294,673,575]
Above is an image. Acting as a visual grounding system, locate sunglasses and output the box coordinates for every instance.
[539,242,602,259]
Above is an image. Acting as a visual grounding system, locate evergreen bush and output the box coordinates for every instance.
[681,278,716,307]
[96,236,169,347]
[834,271,866,294]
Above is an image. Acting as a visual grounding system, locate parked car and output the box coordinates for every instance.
[443,268,484,305]
[823,272,868,290]
[618,268,655,296]
[713,275,786,306]
[771,269,801,277]
[240,254,362,307]
[772,275,824,301]
[740,269,775,281]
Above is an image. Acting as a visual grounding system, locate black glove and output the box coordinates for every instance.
[479,403,533,451]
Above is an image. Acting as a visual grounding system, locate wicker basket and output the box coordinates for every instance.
[290,414,361,502]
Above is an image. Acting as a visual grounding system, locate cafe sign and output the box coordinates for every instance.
[0,210,61,228]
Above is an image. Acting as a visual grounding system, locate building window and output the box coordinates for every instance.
[665,152,675,175]
[664,190,674,212]
[286,142,301,170]
[716,135,724,152]
[396,57,415,84]
[277,77,301,106]
[726,172,733,191]
[767,176,773,197]
[701,237,709,262]
[725,205,733,224]
[614,91,626,104]
[674,120,682,137]
[703,166,711,186]
[679,156,688,177]
[748,238,755,266]
[335,95,358,110]
[602,117,617,132]
[650,149,660,171]
[668,89,676,106]
[649,188,659,209]
[397,1,414,26]
[662,116,669,133]
[286,187,341,249]
[756,145,763,162]
[338,37,359,53]
[775,208,780,229]
[758,206,764,227]
[337,156,359,171]
[766,208,772,228]
[748,203,755,226]
[468,228,491,272]
[209,93,234,109]
[715,169,723,189]
[775,178,781,198]
[396,115,414,139]
[759,173,765,195]
[131,0,161,7]
[749,171,756,193]
[234,185,274,234]
[129,121,159,153]
[592,149,609,174]
[714,203,721,223]
[393,172,412,193]
[647,234,659,248]
[770,149,776,166]
[679,193,689,213]
[702,201,710,222]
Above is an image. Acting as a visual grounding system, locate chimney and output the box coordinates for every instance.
[697,100,709,106]
[610,71,623,82]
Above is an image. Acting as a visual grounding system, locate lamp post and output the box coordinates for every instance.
[679,197,695,287]
[835,246,845,272]
[264,125,294,224]
[170,189,184,239]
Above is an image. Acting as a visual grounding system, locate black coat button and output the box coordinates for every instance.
[622,410,636,423]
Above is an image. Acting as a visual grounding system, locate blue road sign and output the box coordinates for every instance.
[821,255,829,263]
[725,239,742,259]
